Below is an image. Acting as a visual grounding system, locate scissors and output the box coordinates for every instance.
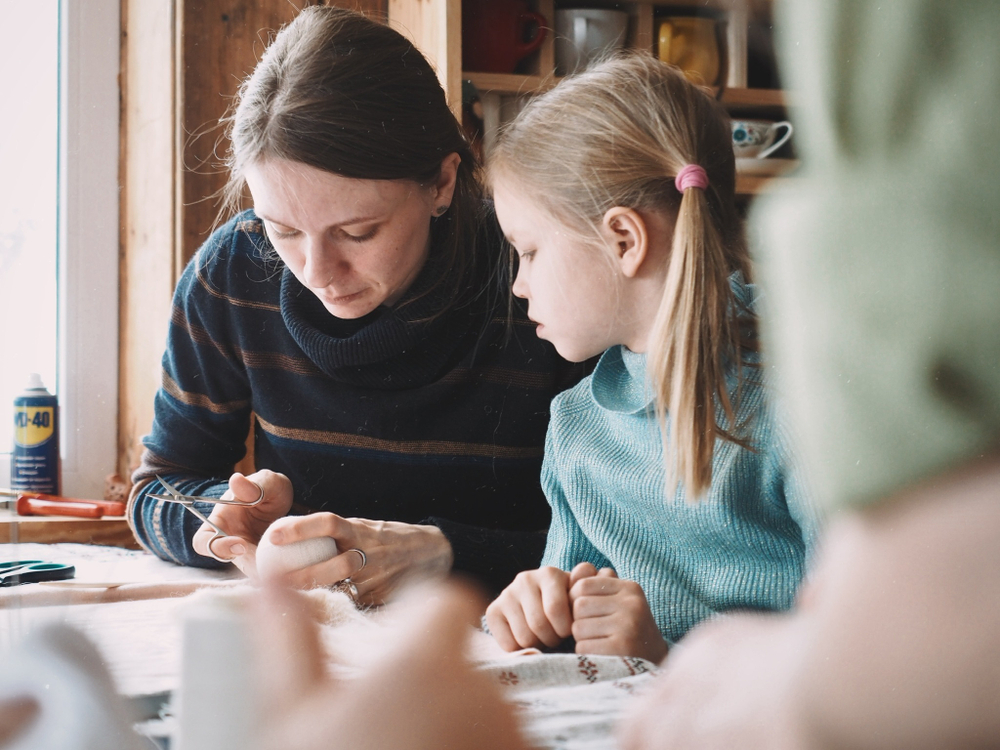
[148,475,264,562]
[0,559,76,587]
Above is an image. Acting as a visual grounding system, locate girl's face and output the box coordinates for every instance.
[493,179,625,363]
[245,158,455,319]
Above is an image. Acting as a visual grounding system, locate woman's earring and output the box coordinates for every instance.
[434,205,449,216]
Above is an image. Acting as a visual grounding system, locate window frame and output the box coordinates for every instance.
[59,0,121,498]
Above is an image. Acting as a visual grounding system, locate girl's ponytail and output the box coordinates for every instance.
[648,180,746,498]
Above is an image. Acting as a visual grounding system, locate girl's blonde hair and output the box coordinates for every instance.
[489,53,755,498]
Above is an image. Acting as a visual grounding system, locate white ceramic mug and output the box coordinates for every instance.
[731,119,793,158]
[554,9,628,76]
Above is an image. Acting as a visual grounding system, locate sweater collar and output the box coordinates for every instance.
[280,249,484,389]
[590,272,758,414]
[591,346,653,414]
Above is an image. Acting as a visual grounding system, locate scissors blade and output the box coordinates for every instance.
[155,475,188,500]
[151,477,228,538]
[148,493,192,504]
[152,476,259,507]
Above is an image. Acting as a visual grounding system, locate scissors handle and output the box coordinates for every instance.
[0,559,46,572]
[0,562,76,587]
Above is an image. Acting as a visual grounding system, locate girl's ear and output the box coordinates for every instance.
[602,207,649,278]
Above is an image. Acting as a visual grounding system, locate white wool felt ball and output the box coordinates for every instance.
[256,529,339,579]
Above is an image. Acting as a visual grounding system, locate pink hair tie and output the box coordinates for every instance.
[674,164,709,192]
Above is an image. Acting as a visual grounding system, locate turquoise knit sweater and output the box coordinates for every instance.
[540,284,818,644]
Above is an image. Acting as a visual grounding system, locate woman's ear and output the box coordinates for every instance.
[602,207,649,278]
[431,152,462,210]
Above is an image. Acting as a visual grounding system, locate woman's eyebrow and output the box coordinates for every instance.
[256,211,382,228]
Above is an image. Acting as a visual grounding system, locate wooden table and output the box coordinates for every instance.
[0,542,243,747]
[0,544,649,749]
[0,507,140,547]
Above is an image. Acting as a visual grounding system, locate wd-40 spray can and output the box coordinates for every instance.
[12,373,60,494]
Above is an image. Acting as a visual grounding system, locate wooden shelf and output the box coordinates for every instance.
[736,173,798,196]
[721,87,789,108]
[398,0,796,191]
[736,158,800,195]
[465,72,556,96]
[0,508,140,548]
[466,75,792,108]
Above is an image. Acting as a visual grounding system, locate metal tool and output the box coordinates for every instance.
[3,488,126,518]
[148,476,264,561]
[0,559,76,587]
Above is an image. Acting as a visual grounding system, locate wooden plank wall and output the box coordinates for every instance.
[387,0,462,118]
[119,0,178,483]
[118,0,387,482]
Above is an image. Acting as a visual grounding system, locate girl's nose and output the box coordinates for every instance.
[511,267,529,299]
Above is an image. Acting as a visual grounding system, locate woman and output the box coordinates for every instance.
[127,5,584,603]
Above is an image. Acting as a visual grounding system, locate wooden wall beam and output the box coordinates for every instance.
[388,0,462,118]
[119,0,178,481]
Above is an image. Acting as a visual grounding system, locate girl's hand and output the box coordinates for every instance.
[191,470,294,574]
[262,513,454,605]
[485,566,580,650]
[569,568,669,663]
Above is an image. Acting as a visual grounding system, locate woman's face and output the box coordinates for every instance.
[245,157,457,319]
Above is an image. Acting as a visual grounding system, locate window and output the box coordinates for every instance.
[0,1,119,498]
[0,2,59,483]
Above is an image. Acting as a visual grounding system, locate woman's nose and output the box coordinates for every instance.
[302,237,346,289]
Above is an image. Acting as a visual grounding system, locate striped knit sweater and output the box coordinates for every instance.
[540,281,819,643]
[129,208,587,593]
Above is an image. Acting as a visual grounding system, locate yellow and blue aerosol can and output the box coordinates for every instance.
[12,373,60,494]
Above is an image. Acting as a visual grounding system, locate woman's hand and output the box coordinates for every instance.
[569,568,669,663]
[263,513,454,605]
[191,470,293,574]
[485,562,598,651]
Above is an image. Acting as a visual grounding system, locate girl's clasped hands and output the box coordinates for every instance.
[486,562,669,663]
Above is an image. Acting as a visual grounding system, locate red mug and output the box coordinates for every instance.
[462,0,547,74]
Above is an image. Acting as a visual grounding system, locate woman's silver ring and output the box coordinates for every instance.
[332,579,359,601]
[347,547,367,573]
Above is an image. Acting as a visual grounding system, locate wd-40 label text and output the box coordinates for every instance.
[14,406,55,447]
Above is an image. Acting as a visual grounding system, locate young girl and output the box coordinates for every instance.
[485,54,818,662]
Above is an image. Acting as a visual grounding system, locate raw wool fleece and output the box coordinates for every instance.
[180,585,399,676]
[183,584,365,628]
[177,585,661,749]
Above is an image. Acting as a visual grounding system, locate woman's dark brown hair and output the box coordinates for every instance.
[221,5,483,313]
